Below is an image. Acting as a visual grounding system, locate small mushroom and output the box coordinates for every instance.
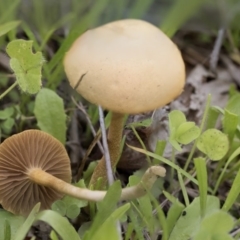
[64,19,185,187]
[0,130,166,215]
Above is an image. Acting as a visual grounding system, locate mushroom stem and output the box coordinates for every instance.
[28,166,166,201]
[90,112,125,187]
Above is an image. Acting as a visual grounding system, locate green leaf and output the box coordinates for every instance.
[222,109,238,142]
[225,94,240,121]
[83,181,122,240]
[194,211,234,240]
[169,196,220,240]
[6,39,44,94]
[51,200,66,216]
[205,106,220,129]
[1,118,14,133]
[200,211,233,233]
[0,210,25,240]
[50,230,59,240]
[15,203,41,240]
[168,110,186,134]
[197,129,229,160]
[176,122,201,144]
[3,220,11,240]
[34,88,67,144]
[0,107,14,119]
[169,139,182,151]
[194,158,208,217]
[0,21,20,37]
[153,140,167,164]
[129,175,155,234]
[91,203,130,240]
[36,210,81,240]
[66,204,80,219]
[222,167,240,211]
[166,199,185,235]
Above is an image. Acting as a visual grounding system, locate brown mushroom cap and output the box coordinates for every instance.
[0,130,71,216]
[64,19,185,114]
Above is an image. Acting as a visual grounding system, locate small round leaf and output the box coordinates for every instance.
[197,129,229,160]
[66,204,80,219]
[51,200,66,216]
[176,122,201,144]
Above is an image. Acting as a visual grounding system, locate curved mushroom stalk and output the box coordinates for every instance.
[0,130,166,216]
[28,165,166,201]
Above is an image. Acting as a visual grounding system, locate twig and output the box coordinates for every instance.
[0,81,18,100]
[71,96,104,154]
[98,106,114,185]
[209,28,225,73]
[76,131,102,181]
[69,109,82,173]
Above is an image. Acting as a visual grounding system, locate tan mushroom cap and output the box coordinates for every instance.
[0,130,71,216]
[64,19,185,114]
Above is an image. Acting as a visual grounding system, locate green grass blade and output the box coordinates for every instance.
[160,0,209,37]
[177,170,189,206]
[194,157,208,218]
[36,210,81,240]
[14,203,41,240]
[222,167,240,211]
[128,145,198,186]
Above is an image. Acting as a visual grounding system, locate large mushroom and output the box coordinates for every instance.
[0,130,165,216]
[64,19,185,187]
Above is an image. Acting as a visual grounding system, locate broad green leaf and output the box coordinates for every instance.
[194,158,208,217]
[0,210,25,240]
[34,88,67,144]
[194,211,234,240]
[50,230,59,240]
[1,118,14,133]
[166,199,185,235]
[176,122,201,144]
[222,109,238,142]
[91,203,130,240]
[194,232,233,240]
[153,140,167,164]
[0,107,14,119]
[66,204,80,219]
[3,220,11,240]
[83,181,122,240]
[51,200,66,216]
[36,210,81,240]
[129,175,154,233]
[128,208,145,240]
[168,110,186,134]
[225,94,240,120]
[0,21,20,37]
[169,196,220,240]
[197,129,229,160]
[169,138,182,151]
[200,211,233,233]
[15,203,41,240]
[6,40,44,94]
[222,167,240,211]
[205,106,220,129]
